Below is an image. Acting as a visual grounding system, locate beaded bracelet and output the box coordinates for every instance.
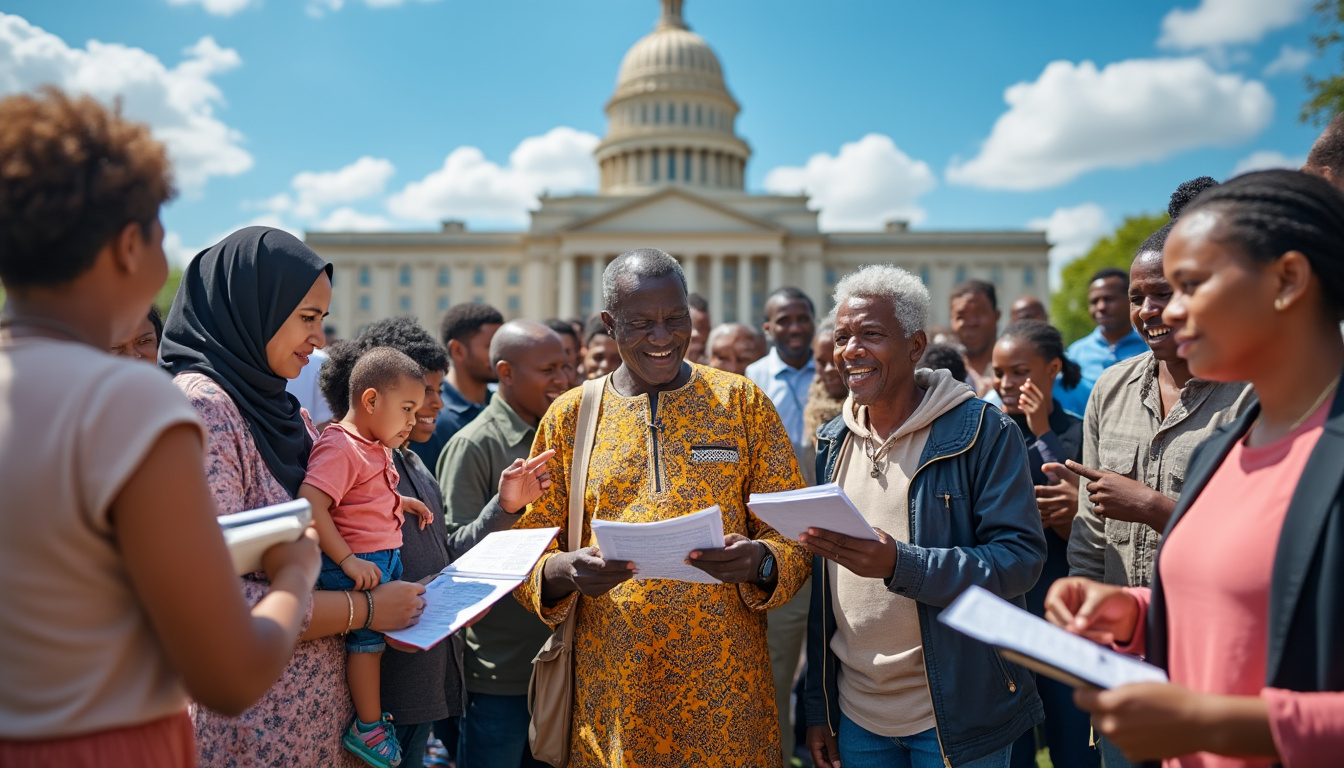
[341,591,354,635]
[362,589,375,631]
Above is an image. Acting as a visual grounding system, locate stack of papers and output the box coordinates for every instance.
[591,505,726,584]
[219,499,312,576]
[385,527,559,651]
[939,586,1168,690]
[747,483,879,543]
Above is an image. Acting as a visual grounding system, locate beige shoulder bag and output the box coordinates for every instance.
[528,375,605,767]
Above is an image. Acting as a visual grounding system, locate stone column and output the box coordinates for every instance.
[414,263,434,330]
[683,254,700,299]
[708,253,725,326]
[371,263,393,322]
[767,253,785,292]
[332,256,355,339]
[526,256,548,319]
[558,253,577,319]
[737,255,754,325]
[590,255,605,315]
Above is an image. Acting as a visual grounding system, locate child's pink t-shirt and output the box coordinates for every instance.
[303,423,404,553]
[1124,399,1343,768]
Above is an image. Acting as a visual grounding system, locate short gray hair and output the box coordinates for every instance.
[705,322,763,351]
[602,248,687,312]
[832,264,929,338]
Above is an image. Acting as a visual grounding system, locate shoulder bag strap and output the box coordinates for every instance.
[568,376,607,553]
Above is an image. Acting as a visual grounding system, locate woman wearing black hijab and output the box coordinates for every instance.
[163,227,427,768]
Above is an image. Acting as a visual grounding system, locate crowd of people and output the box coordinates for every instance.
[5,85,1344,768]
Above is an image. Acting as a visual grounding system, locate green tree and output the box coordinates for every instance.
[155,266,183,315]
[1051,213,1168,344]
[1303,0,1344,124]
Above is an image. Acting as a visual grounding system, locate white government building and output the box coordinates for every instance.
[306,0,1049,337]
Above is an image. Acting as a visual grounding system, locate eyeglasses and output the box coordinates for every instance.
[109,333,159,359]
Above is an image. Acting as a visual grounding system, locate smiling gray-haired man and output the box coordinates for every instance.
[800,264,1046,768]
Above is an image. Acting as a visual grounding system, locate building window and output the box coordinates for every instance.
[825,267,838,288]
[359,266,370,287]
[654,103,661,124]
[955,266,967,283]
[398,266,411,286]
[682,104,689,124]
[668,102,675,124]
[696,105,702,125]
[473,295,485,304]
[651,149,660,181]
[437,266,450,286]
[473,267,485,287]
[991,265,1003,285]
[507,295,520,314]
[920,266,931,286]
[1023,267,1035,286]
[437,295,450,312]
[641,103,648,124]
[398,295,412,312]
[507,267,519,286]
[359,294,371,312]
[668,150,676,181]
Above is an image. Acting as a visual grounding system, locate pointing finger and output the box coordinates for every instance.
[1065,459,1104,482]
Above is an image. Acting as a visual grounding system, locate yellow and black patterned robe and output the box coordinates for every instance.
[517,364,810,768]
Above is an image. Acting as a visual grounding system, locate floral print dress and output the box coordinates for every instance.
[176,373,359,768]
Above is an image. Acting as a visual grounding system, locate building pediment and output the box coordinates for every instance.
[558,187,785,235]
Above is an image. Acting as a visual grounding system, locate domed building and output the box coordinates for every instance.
[308,0,1048,335]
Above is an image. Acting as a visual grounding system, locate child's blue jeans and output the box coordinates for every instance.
[317,548,402,653]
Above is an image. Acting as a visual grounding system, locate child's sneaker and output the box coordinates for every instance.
[342,712,403,768]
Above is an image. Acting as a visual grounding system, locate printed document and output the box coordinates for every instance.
[219,499,312,576]
[939,585,1168,689]
[385,527,559,651]
[591,505,726,584]
[747,483,879,543]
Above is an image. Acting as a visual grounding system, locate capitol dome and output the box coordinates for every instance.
[595,0,751,195]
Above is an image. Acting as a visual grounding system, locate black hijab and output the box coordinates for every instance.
[161,227,333,497]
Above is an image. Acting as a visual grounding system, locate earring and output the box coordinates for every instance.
[1275,297,1287,310]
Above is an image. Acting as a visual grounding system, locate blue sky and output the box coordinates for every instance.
[0,0,1329,284]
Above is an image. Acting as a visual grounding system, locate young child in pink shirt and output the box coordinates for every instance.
[300,347,433,768]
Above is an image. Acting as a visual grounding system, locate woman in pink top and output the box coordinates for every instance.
[162,227,429,768]
[1046,169,1344,768]
[0,90,319,767]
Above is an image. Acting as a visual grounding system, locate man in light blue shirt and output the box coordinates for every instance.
[743,285,816,766]
[1060,267,1146,415]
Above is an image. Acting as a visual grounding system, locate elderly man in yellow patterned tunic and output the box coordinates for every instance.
[515,248,811,767]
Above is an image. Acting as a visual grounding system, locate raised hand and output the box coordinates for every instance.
[400,495,434,530]
[1043,576,1140,646]
[687,533,768,584]
[800,526,898,579]
[499,449,557,514]
[1065,459,1175,531]
[1019,377,1051,437]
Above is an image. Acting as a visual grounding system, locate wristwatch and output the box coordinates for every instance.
[757,547,777,585]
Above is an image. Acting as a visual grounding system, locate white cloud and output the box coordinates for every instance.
[163,230,200,268]
[946,58,1272,191]
[0,14,250,192]
[762,134,936,230]
[1231,149,1306,176]
[269,156,396,219]
[1159,0,1313,51]
[1027,203,1112,289]
[388,126,599,224]
[167,0,252,16]
[313,207,394,231]
[307,0,436,15]
[1264,45,1312,77]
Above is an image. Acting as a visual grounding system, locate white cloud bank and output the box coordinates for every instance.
[259,156,396,219]
[167,0,252,16]
[763,133,936,230]
[0,14,250,192]
[1264,45,1312,77]
[388,126,599,225]
[946,57,1272,191]
[1027,203,1112,289]
[1231,150,1307,176]
[1158,0,1314,51]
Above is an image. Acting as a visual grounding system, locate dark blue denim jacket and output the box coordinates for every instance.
[804,398,1047,767]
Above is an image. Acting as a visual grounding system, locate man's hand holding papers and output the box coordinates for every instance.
[748,484,898,579]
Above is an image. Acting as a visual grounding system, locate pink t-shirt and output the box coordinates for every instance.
[1127,399,1344,768]
[304,423,403,553]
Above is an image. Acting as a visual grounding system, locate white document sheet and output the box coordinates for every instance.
[746,483,879,543]
[218,499,312,576]
[939,585,1169,690]
[590,506,726,584]
[384,527,559,651]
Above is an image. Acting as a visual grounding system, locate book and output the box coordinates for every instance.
[218,499,312,576]
[384,527,560,651]
[746,483,879,543]
[939,585,1168,690]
